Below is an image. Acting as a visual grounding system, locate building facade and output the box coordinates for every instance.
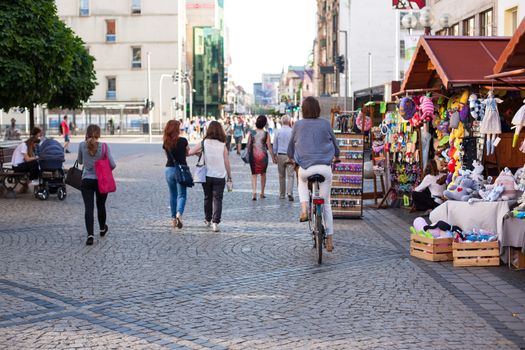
[428,0,496,36]
[497,0,525,35]
[186,0,225,117]
[56,0,187,131]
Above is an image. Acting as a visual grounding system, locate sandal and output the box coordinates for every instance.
[299,212,308,222]
[260,194,266,199]
[176,215,183,229]
[252,194,257,201]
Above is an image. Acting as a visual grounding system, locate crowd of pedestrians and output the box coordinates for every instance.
[4,98,339,251]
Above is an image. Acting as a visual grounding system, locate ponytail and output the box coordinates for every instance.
[85,124,101,157]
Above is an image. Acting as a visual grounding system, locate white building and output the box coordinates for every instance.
[56,0,187,132]
[497,0,525,35]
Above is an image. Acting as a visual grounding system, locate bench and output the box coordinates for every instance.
[0,146,29,196]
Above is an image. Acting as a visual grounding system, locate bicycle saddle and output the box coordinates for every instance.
[307,174,325,183]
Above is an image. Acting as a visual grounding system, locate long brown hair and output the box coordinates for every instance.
[85,124,101,157]
[163,120,181,150]
[205,120,226,143]
[26,127,41,157]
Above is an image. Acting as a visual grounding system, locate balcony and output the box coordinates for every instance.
[79,8,89,16]
[106,91,116,100]
[106,34,116,43]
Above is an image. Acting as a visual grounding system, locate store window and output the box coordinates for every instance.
[462,16,475,36]
[450,23,459,36]
[106,20,116,42]
[505,7,518,35]
[131,47,142,68]
[79,0,89,16]
[106,77,116,100]
[131,0,141,14]
[480,9,493,36]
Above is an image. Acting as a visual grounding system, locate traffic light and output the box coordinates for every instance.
[336,55,345,73]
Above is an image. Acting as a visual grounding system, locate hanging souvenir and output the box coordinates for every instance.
[399,97,416,121]
[511,100,525,148]
[419,96,434,122]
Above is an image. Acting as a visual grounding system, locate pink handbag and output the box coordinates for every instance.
[95,143,116,193]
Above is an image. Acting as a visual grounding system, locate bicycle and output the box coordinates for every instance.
[307,174,327,264]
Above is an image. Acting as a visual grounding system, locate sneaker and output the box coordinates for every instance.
[86,235,94,245]
[212,223,220,232]
[288,194,294,202]
[100,224,108,237]
[204,220,211,227]
[325,235,334,252]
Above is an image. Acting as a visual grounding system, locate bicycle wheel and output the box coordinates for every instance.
[315,207,323,264]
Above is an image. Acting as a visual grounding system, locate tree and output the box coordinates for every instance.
[0,0,96,130]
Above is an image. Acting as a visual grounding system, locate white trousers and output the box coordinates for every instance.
[298,165,334,235]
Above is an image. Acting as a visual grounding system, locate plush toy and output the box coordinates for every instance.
[419,96,435,122]
[469,184,505,203]
[444,177,477,201]
[480,90,503,155]
[423,220,464,241]
[469,94,482,120]
[512,100,525,148]
[516,165,525,211]
[494,168,518,200]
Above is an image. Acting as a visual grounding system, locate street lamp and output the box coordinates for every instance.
[439,14,451,35]
[419,7,434,35]
[401,13,418,35]
[339,30,349,111]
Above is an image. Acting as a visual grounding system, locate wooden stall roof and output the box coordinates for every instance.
[401,36,518,92]
[493,17,525,74]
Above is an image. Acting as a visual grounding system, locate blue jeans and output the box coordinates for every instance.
[165,167,187,218]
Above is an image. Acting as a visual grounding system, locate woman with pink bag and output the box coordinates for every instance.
[78,125,116,246]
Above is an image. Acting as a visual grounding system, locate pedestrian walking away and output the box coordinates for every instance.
[78,125,116,246]
[223,117,233,152]
[233,117,244,155]
[188,121,232,233]
[247,115,275,200]
[287,97,340,252]
[273,115,294,201]
[61,115,71,153]
[163,120,190,229]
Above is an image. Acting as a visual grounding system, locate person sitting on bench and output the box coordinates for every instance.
[11,127,42,181]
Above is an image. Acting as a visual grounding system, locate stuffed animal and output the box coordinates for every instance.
[493,168,518,200]
[419,96,435,122]
[516,165,525,210]
[400,97,416,121]
[444,177,477,201]
[469,184,505,203]
[469,94,482,120]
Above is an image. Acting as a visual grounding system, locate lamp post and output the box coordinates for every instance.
[147,52,152,143]
[419,7,434,35]
[439,13,451,35]
[339,30,348,111]
[159,72,175,131]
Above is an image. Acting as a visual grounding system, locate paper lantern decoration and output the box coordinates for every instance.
[399,97,416,120]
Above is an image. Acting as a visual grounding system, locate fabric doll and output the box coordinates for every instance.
[512,100,525,148]
[480,90,503,155]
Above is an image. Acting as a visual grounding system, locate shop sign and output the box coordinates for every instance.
[392,0,426,9]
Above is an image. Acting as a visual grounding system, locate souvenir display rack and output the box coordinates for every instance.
[331,132,364,218]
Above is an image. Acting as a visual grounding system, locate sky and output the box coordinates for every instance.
[224,0,316,94]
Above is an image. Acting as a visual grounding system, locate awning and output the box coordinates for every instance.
[493,17,525,75]
[401,36,525,92]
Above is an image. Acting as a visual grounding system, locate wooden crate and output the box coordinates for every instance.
[452,241,500,267]
[510,247,525,270]
[410,235,453,262]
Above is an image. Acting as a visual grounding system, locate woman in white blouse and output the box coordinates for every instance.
[189,121,232,232]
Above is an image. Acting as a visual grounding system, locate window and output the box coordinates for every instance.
[435,29,447,36]
[131,47,141,68]
[106,77,116,100]
[400,39,406,60]
[131,0,141,14]
[462,16,475,36]
[480,9,493,36]
[450,23,459,36]
[79,0,89,16]
[106,20,116,42]
[505,7,518,35]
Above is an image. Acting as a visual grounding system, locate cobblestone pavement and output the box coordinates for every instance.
[1,142,525,349]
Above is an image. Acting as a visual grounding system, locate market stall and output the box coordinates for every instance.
[379,32,525,268]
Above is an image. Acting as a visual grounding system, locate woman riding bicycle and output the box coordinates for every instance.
[287,96,340,252]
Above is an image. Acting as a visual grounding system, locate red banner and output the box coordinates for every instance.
[392,0,426,9]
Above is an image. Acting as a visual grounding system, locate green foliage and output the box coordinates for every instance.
[0,0,96,112]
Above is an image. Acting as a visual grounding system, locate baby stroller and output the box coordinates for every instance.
[35,138,66,200]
